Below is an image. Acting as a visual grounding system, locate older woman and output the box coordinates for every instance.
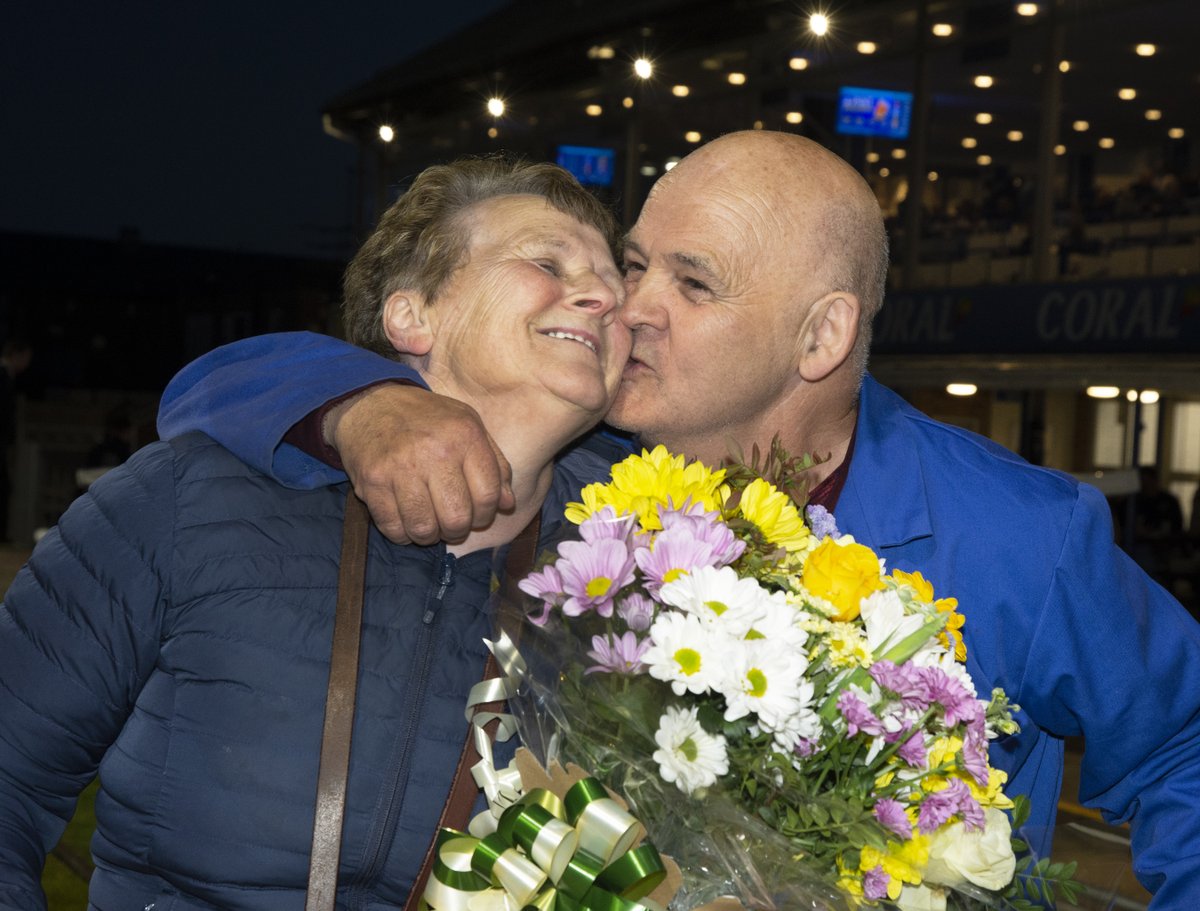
[0,158,628,910]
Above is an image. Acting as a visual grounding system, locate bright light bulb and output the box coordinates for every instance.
[891,148,907,159]
[866,151,880,163]
[1058,60,1071,72]
[672,84,690,97]
[1145,108,1162,120]
[976,112,993,124]
[1007,130,1023,141]
[977,154,993,166]
[789,56,809,70]
[857,41,877,54]
[932,23,953,37]
[378,124,394,142]
[633,58,653,79]
[879,167,890,177]
[1016,3,1039,16]
[486,97,505,117]
[1118,88,1137,101]
[622,96,635,109]
[947,383,978,396]
[1073,120,1089,131]
[727,72,747,85]
[1098,137,1115,149]
[585,104,602,116]
[684,130,702,143]
[962,136,978,149]
[1054,144,1066,155]
[809,13,830,36]
[1169,127,1186,139]
[1087,386,1120,399]
[974,75,994,88]
[1140,389,1160,404]
[786,111,804,124]
[1135,43,1156,57]
[928,170,939,181]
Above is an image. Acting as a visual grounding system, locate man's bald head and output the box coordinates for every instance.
[647,131,889,369]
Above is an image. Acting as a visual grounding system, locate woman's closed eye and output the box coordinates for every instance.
[536,259,562,277]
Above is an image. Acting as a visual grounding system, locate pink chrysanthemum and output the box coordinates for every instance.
[586,631,651,675]
[556,538,637,618]
[518,564,564,626]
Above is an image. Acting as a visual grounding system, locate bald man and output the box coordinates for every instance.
[158,133,1200,905]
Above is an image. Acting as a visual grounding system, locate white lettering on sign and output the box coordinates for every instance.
[1036,285,1178,342]
[876,295,955,344]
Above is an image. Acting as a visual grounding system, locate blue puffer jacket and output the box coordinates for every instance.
[0,432,606,911]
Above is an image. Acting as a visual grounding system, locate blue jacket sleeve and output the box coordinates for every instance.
[156,332,426,489]
[0,444,175,910]
[1018,483,1200,906]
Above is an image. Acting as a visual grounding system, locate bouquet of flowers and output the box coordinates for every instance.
[509,444,1078,910]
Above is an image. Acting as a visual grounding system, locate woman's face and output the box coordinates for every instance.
[421,194,629,419]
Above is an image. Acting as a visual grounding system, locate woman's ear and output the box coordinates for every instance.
[382,290,434,357]
[796,290,860,383]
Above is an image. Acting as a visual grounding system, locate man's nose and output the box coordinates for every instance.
[617,278,667,330]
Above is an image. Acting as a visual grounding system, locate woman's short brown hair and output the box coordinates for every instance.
[342,155,620,357]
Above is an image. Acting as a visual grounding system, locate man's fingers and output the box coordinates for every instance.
[488,435,516,512]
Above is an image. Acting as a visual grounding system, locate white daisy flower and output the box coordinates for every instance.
[643,611,720,696]
[720,641,811,732]
[653,704,729,794]
[657,565,769,638]
[743,591,809,652]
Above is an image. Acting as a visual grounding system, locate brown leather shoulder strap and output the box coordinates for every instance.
[306,493,371,911]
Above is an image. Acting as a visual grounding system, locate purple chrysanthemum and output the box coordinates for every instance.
[586,631,651,675]
[634,525,718,594]
[873,798,912,840]
[961,726,990,786]
[579,506,639,545]
[518,564,564,626]
[837,690,885,738]
[659,502,746,567]
[556,538,637,618]
[617,592,656,631]
[895,727,928,768]
[870,660,933,713]
[919,666,982,728]
[862,865,890,901]
[794,738,818,759]
[806,504,841,540]
[918,778,977,834]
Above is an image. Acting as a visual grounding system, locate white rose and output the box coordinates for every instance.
[923,806,1016,891]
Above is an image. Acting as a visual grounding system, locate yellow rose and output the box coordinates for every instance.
[922,807,1016,892]
[802,538,885,621]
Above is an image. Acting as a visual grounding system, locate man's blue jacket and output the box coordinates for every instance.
[154,332,1200,906]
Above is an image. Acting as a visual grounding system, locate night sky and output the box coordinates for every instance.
[3,1,510,260]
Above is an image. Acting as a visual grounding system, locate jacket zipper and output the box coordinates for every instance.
[348,551,456,910]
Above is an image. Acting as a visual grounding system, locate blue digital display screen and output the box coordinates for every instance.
[556,145,615,187]
[835,86,913,140]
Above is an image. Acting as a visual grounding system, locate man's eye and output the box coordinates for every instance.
[622,260,645,276]
[537,260,561,276]
[683,277,710,292]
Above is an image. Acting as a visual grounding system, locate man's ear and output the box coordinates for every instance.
[796,290,860,383]
[382,290,435,357]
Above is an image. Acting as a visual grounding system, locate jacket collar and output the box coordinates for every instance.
[837,375,934,550]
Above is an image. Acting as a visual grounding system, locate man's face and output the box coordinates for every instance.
[607,166,818,456]
[425,195,629,419]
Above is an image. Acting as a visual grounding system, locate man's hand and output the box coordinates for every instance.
[324,383,514,544]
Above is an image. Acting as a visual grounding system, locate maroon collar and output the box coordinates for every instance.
[806,423,857,513]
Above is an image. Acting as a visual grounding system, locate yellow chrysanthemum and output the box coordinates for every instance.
[893,569,967,661]
[860,836,930,900]
[564,445,728,530]
[967,767,1015,810]
[825,621,873,669]
[734,478,814,553]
